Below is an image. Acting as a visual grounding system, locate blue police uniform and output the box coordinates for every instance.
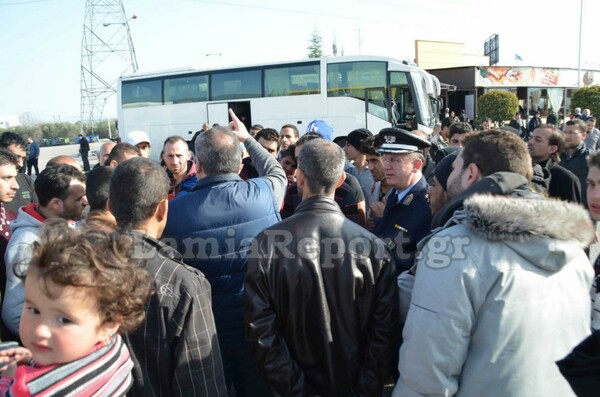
[373,128,432,274]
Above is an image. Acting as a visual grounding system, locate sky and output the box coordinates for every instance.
[1,0,599,123]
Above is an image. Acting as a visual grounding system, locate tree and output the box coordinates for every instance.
[0,119,116,146]
[332,34,338,56]
[307,28,323,58]
[477,90,519,126]
[571,86,600,118]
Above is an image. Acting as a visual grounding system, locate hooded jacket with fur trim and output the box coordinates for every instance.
[394,192,594,397]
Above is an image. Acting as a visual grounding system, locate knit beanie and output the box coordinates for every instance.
[346,128,372,151]
[433,151,458,191]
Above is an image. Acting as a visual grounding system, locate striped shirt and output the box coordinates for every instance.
[0,335,132,396]
[124,232,227,397]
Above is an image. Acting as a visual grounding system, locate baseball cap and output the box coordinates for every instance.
[125,130,151,146]
[306,119,333,141]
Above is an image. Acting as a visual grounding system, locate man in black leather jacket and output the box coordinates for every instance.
[245,139,398,396]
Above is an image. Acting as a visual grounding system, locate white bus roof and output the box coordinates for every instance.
[120,55,419,81]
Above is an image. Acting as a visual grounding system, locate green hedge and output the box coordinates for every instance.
[478,90,519,126]
[571,86,600,117]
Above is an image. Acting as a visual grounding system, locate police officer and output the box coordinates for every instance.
[373,128,432,274]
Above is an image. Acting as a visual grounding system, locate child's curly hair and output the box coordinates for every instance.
[20,218,154,333]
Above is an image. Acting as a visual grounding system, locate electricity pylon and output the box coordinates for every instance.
[80,0,138,136]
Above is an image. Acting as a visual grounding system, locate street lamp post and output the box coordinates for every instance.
[577,0,583,88]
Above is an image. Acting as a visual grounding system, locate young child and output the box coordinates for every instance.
[0,219,153,396]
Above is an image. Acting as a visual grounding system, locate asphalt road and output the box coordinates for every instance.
[34,141,108,173]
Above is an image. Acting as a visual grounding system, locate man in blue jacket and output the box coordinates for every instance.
[163,109,286,397]
[26,137,40,177]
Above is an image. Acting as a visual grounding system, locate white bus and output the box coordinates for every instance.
[117,55,440,155]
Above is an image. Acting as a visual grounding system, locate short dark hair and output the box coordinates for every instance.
[195,126,241,176]
[35,165,86,207]
[86,166,113,211]
[25,219,153,332]
[460,130,533,181]
[110,157,170,230]
[280,124,299,138]
[565,119,587,133]
[587,117,597,123]
[296,132,322,147]
[359,136,383,156]
[162,135,188,148]
[255,128,280,151]
[441,117,454,129]
[448,122,473,139]
[0,132,26,150]
[256,128,279,143]
[537,124,564,163]
[280,145,296,163]
[106,143,141,165]
[0,148,19,168]
[298,140,345,195]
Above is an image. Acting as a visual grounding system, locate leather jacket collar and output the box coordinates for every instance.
[295,195,343,215]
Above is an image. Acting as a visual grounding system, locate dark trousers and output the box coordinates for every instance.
[27,158,39,176]
[221,348,270,397]
[81,151,90,171]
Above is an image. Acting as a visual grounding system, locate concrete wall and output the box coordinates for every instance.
[415,40,489,69]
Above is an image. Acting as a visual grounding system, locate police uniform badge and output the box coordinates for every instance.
[377,127,431,155]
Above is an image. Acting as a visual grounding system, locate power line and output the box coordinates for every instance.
[0,0,50,6]
[183,0,399,24]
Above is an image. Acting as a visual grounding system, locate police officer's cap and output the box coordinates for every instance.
[377,127,431,155]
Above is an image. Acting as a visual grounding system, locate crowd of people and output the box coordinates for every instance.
[0,105,597,396]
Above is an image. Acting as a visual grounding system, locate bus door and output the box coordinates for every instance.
[389,85,414,129]
[228,101,252,132]
[364,87,389,130]
[207,103,229,126]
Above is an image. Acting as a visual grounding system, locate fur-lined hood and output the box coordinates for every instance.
[455,194,595,272]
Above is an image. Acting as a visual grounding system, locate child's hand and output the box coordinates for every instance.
[0,347,32,375]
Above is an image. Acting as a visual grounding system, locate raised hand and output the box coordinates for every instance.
[228,108,251,143]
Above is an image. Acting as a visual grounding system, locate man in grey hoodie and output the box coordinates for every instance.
[2,165,87,337]
[394,130,593,397]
